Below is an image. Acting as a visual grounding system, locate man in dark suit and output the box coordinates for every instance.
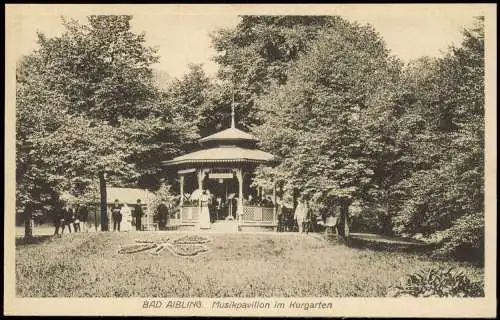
[78,205,89,232]
[53,202,65,236]
[134,199,144,231]
[111,199,122,232]
[62,204,73,234]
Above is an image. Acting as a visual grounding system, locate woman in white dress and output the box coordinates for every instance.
[294,197,308,233]
[120,203,133,231]
[198,190,211,229]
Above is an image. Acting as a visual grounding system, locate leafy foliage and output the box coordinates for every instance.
[387,267,484,297]
[16,16,194,236]
[252,18,401,210]
[149,184,178,215]
[388,18,484,257]
[208,16,345,131]
[433,214,484,261]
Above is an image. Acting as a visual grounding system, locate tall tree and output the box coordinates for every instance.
[207,16,344,132]
[16,15,181,235]
[253,19,402,238]
[390,17,484,258]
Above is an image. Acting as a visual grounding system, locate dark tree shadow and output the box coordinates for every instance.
[323,233,483,267]
[345,236,434,254]
[15,235,53,246]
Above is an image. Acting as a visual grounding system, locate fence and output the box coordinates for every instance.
[240,205,277,226]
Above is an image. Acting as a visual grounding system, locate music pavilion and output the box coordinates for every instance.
[163,109,279,230]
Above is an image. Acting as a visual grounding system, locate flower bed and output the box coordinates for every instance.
[118,236,210,256]
[166,243,208,257]
[135,240,156,244]
[118,243,157,254]
[172,235,210,245]
[151,245,166,255]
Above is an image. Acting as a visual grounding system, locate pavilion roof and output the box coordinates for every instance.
[199,127,259,144]
[163,146,275,166]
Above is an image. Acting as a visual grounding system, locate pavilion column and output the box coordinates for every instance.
[197,169,204,207]
[236,168,243,220]
[273,182,277,204]
[179,175,184,221]
[179,175,184,207]
[273,182,277,224]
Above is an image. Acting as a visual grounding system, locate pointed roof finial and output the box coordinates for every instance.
[231,96,236,129]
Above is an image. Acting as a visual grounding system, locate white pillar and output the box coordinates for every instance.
[179,175,184,207]
[197,169,204,207]
[273,183,277,204]
[273,182,277,224]
[236,168,243,220]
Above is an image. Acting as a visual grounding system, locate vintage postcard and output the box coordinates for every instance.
[4,3,497,317]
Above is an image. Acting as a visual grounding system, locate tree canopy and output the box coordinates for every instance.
[16,15,195,234]
[16,15,486,259]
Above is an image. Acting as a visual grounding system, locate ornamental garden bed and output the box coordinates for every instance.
[172,235,210,245]
[167,243,209,256]
[118,243,157,254]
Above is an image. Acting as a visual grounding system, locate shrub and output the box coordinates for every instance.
[386,267,484,297]
[118,243,157,254]
[433,213,484,262]
[350,204,393,235]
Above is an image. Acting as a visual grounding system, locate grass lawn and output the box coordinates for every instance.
[15,231,484,297]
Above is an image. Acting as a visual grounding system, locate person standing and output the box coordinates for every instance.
[78,205,89,232]
[53,202,65,236]
[157,204,168,230]
[208,192,216,223]
[111,199,122,232]
[199,190,211,228]
[294,197,308,233]
[276,200,284,232]
[72,205,81,232]
[134,199,144,231]
[120,203,132,232]
[62,204,73,234]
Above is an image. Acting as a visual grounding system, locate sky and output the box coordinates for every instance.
[9,4,490,79]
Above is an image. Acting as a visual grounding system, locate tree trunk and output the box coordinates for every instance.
[24,204,33,240]
[292,188,299,211]
[99,171,108,231]
[337,201,350,239]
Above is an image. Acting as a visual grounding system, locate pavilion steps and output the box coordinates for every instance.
[209,220,239,233]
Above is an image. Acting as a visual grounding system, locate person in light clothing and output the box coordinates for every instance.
[294,196,309,233]
[198,190,211,229]
[120,203,133,231]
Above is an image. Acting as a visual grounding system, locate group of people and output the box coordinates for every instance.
[276,196,343,235]
[53,203,89,235]
[110,198,144,232]
[53,198,145,235]
[243,194,274,207]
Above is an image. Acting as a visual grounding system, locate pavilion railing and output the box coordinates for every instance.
[180,205,201,225]
[240,205,277,226]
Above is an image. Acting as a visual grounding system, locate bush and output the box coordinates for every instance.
[349,203,393,235]
[433,213,484,262]
[386,267,484,297]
